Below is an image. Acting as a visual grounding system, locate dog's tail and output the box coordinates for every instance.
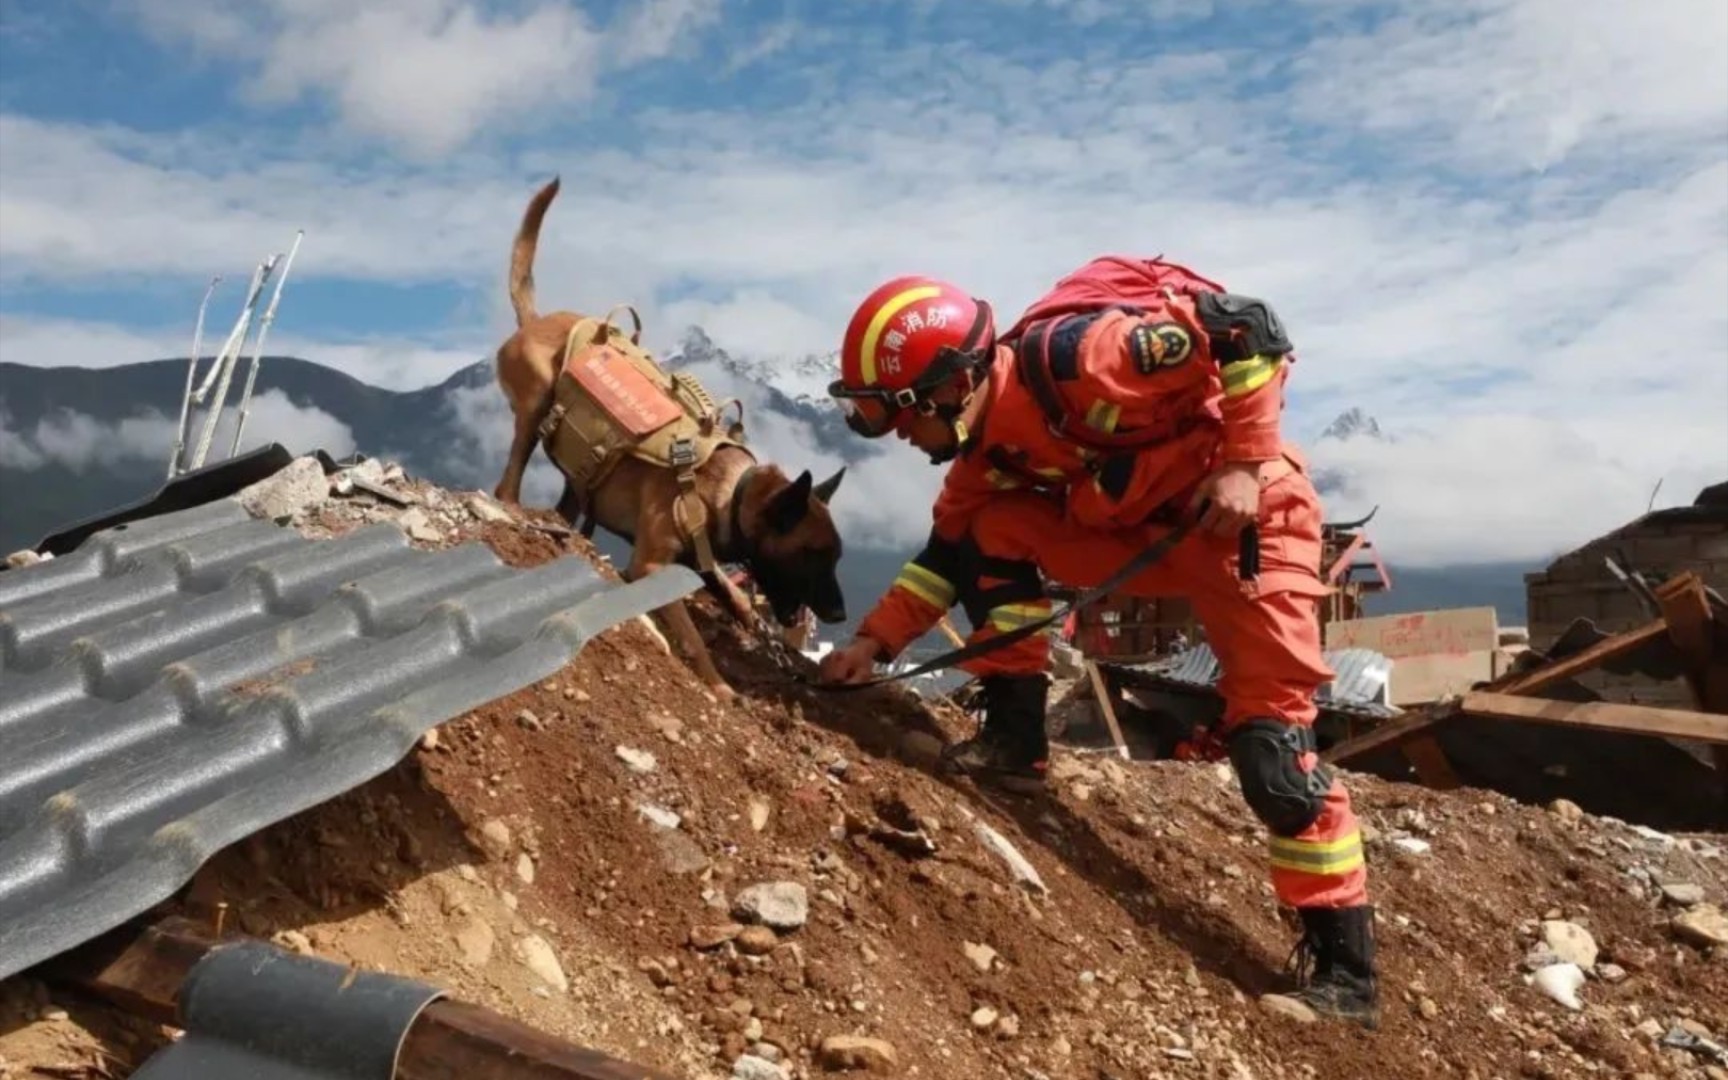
[508,175,560,327]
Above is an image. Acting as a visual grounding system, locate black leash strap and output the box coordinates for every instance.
[809,512,1203,693]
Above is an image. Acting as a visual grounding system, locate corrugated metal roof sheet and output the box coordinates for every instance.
[1113,643,1401,720]
[0,499,700,979]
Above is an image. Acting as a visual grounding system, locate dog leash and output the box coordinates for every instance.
[805,509,1214,693]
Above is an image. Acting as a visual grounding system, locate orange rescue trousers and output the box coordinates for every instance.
[941,461,1367,910]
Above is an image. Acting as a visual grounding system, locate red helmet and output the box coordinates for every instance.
[830,274,994,437]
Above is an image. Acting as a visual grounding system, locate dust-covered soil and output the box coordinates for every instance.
[4,460,1726,1080]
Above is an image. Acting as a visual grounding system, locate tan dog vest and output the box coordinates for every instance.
[536,307,749,571]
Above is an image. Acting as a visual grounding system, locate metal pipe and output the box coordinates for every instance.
[168,275,222,478]
[189,254,277,471]
[229,229,305,459]
[47,915,686,1080]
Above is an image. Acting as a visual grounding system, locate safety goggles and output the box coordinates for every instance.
[827,382,930,438]
[828,342,992,438]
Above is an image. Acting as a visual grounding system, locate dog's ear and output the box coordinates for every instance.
[812,466,846,504]
[763,469,815,533]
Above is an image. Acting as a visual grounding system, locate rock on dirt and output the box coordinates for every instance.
[1258,994,1318,1024]
[1674,904,1728,948]
[1661,881,1706,907]
[818,1034,898,1071]
[963,941,998,973]
[732,882,808,931]
[733,1054,788,1080]
[455,917,495,967]
[1540,920,1599,969]
[517,934,568,993]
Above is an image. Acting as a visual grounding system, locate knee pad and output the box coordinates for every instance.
[1227,718,1333,837]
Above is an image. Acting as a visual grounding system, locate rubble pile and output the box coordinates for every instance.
[3,457,1725,1080]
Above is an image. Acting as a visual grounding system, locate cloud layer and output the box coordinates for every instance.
[1,0,1723,569]
[0,390,355,473]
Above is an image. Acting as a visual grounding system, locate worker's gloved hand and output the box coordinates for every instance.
[819,636,883,684]
[1173,725,1230,763]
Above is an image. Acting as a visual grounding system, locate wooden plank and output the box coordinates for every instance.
[1083,658,1132,760]
[1325,617,1673,764]
[1651,572,1728,811]
[1455,691,1728,744]
[47,915,685,1080]
[1400,734,1462,789]
[1654,572,1728,711]
[1490,618,1671,696]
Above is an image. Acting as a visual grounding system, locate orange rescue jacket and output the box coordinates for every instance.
[857,255,1294,659]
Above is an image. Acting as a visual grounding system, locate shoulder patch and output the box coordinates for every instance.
[1129,322,1192,374]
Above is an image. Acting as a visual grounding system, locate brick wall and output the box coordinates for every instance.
[1524,519,1728,707]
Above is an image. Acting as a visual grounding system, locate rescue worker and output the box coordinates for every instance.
[816,256,1378,1026]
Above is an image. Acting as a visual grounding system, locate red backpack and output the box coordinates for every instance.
[998,255,1233,453]
[1000,254,1230,342]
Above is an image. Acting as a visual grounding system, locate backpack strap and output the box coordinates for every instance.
[1012,311,1180,454]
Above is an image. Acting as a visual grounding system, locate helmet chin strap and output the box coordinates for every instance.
[923,386,977,466]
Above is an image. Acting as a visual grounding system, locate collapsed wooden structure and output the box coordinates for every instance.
[1323,570,1728,812]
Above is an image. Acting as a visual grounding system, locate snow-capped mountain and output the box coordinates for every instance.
[1320,406,1387,443]
[662,328,881,467]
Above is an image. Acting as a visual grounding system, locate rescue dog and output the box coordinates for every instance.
[490,176,848,695]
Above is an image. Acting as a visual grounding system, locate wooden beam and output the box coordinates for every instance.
[1654,572,1728,711]
[1083,658,1132,760]
[1651,572,1728,809]
[1454,690,1728,744]
[1489,617,1672,696]
[46,916,685,1080]
[1325,617,1673,764]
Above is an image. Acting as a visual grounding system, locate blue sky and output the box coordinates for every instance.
[2,0,1726,564]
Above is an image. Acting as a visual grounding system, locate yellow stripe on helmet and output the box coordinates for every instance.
[859,285,941,386]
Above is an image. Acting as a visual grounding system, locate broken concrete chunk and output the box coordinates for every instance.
[1528,962,1585,1010]
[615,746,658,774]
[396,507,444,543]
[235,456,327,519]
[732,882,809,931]
[465,492,515,523]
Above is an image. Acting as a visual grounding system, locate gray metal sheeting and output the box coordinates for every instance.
[0,499,700,978]
[1118,642,1402,719]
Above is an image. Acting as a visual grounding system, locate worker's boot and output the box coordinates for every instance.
[1279,905,1380,1028]
[940,673,1050,794]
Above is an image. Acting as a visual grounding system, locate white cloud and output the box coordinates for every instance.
[4,0,1725,566]
[0,390,355,473]
[117,0,720,158]
[1311,414,1726,566]
[1289,0,1728,172]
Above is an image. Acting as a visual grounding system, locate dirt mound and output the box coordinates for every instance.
[5,462,1727,1080]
